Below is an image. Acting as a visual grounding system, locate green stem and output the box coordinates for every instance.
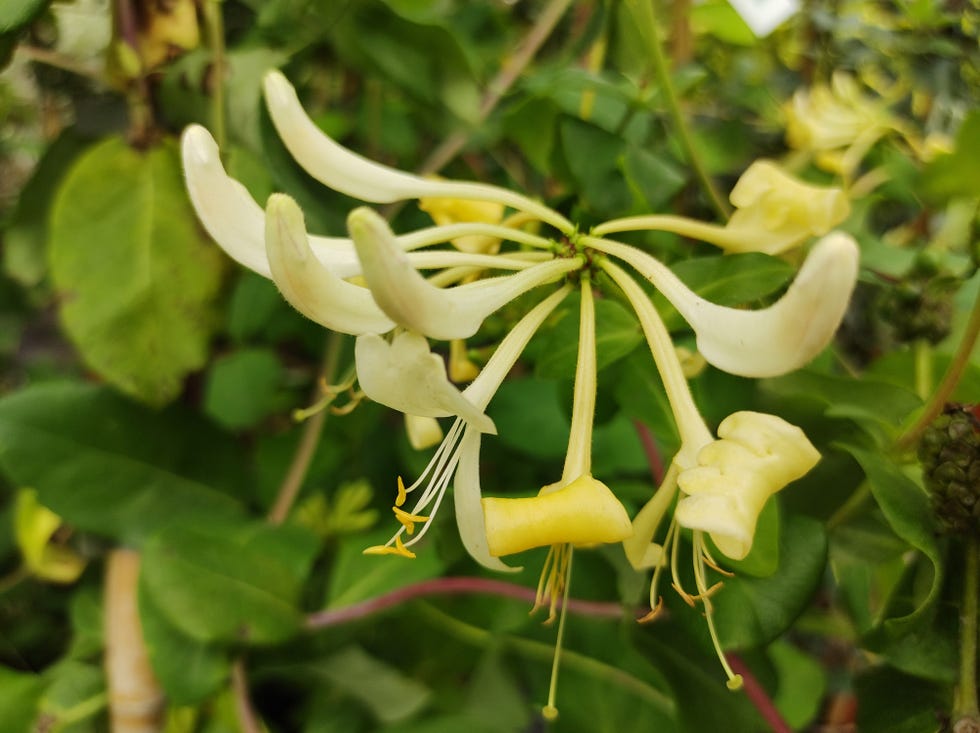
[416,603,674,715]
[268,332,345,524]
[625,0,730,221]
[955,538,980,728]
[203,0,227,150]
[898,284,980,450]
[914,339,933,401]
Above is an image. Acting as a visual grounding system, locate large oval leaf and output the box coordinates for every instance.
[49,136,224,407]
[0,382,246,544]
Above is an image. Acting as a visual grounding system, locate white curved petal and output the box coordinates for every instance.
[265,195,395,335]
[587,232,860,378]
[182,124,362,278]
[182,124,274,277]
[263,71,572,231]
[349,207,580,340]
[454,429,521,572]
[355,332,495,433]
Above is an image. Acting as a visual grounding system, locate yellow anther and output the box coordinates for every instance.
[362,535,417,559]
[638,597,664,624]
[395,476,407,507]
[392,506,430,535]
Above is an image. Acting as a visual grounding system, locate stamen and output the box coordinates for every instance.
[693,532,743,691]
[292,371,358,422]
[640,519,678,622]
[542,546,574,722]
[392,506,430,535]
[395,477,407,507]
[363,535,416,559]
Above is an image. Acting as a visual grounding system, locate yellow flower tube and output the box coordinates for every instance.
[482,474,632,557]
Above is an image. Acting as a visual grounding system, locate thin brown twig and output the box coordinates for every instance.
[416,0,574,178]
[305,576,634,630]
[231,658,262,733]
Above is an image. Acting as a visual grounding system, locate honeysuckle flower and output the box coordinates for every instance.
[354,331,494,434]
[15,489,86,584]
[349,207,580,340]
[405,414,444,451]
[675,411,821,560]
[593,160,850,255]
[784,71,917,176]
[362,286,572,570]
[585,232,860,378]
[262,71,574,233]
[182,69,865,707]
[419,196,505,254]
[482,473,632,556]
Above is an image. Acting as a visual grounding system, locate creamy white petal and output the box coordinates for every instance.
[454,429,521,572]
[182,124,356,278]
[263,71,573,232]
[355,331,495,433]
[349,207,581,340]
[265,195,395,335]
[586,232,860,378]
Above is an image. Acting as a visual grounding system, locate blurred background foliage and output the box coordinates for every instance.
[0,0,979,731]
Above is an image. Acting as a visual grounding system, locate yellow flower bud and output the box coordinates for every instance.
[675,412,820,560]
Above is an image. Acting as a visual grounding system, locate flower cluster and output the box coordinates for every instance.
[183,70,860,710]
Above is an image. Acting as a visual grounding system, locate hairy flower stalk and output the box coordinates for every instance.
[182,69,862,696]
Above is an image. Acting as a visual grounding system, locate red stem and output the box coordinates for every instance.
[633,419,665,485]
[305,576,633,630]
[726,654,793,733]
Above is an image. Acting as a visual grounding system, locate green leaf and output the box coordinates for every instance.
[922,110,980,201]
[0,667,43,733]
[3,130,86,287]
[139,576,230,704]
[49,136,224,407]
[487,377,569,460]
[0,382,246,543]
[612,350,681,460]
[141,522,315,644]
[654,253,795,331]
[0,0,48,31]
[309,645,431,724]
[762,370,922,435]
[769,640,826,730]
[855,666,948,733]
[844,446,945,639]
[560,117,632,215]
[326,526,445,609]
[204,348,286,430]
[621,147,688,211]
[535,296,643,380]
[712,513,827,648]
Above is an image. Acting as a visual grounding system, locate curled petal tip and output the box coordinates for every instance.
[181,124,217,165]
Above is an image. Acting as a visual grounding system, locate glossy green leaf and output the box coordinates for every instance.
[855,666,948,733]
[0,667,43,733]
[0,382,246,544]
[310,645,431,724]
[535,296,643,379]
[49,136,224,407]
[922,110,980,201]
[326,526,446,609]
[204,348,286,430]
[712,513,827,648]
[763,370,922,434]
[654,253,795,331]
[845,446,944,639]
[770,640,826,730]
[139,576,229,704]
[140,521,316,644]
